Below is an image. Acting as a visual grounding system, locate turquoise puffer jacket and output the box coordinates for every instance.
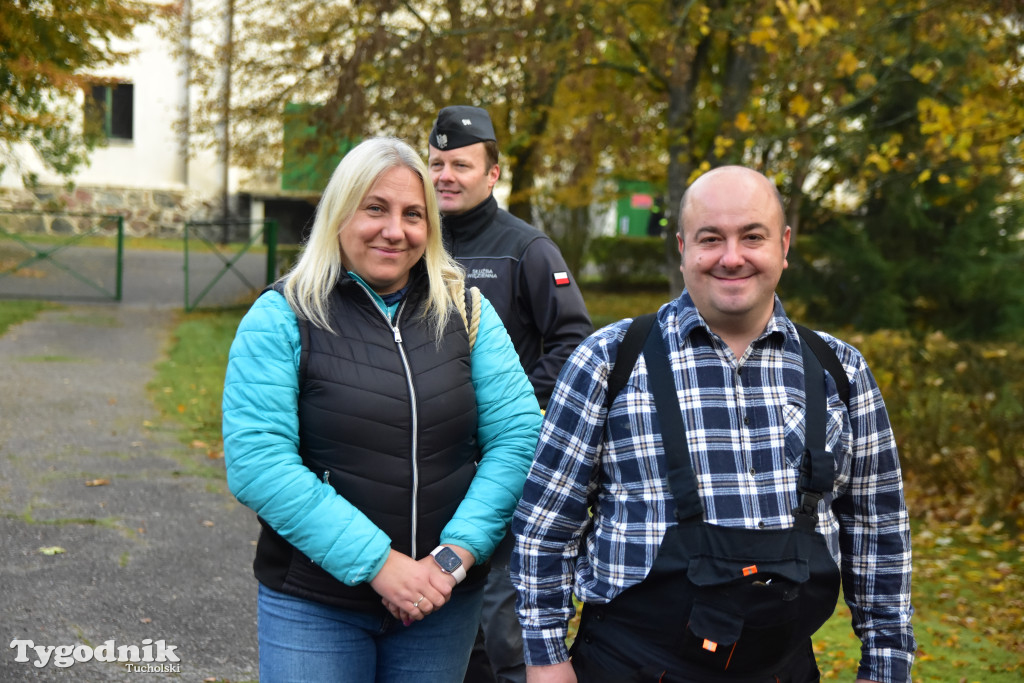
[223,285,542,588]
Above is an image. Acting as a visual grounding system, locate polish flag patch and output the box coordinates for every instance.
[553,271,570,286]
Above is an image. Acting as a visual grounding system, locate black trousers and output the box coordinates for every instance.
[571,635,820,683]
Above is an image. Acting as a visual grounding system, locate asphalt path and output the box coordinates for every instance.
[1,247,265,681]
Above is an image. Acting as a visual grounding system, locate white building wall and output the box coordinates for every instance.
[1,2,231,194]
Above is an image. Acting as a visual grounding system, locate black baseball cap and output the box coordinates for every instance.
[429,106,497,150]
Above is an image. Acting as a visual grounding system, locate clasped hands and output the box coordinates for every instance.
[371,547,472,625]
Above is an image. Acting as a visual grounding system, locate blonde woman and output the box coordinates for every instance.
[223,137,541,682]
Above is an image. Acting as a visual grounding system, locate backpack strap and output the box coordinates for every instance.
[794,324,849,410]
[453,282,481,352]
[606,312,658,409]
[466,285,481,352]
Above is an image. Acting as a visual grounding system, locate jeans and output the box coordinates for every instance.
[258,582,485,683]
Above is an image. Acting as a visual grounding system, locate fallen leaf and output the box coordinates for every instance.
[140,617,152,624]
[108,397,117,405]
[85,478,110,487]
[201,520,215,527]
[208,450,224,460]
[191,440,208,449]
[38,546,66,556]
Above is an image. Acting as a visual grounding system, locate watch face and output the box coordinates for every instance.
[433,547,462,573]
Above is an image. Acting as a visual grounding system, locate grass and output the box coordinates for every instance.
[0,299,60,335]
[580,283,668,328]
[2,232,269,253]
[148,306,249,451]
[813,516,1024,680]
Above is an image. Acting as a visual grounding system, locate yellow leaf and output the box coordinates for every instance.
[855,73,877,91]
[917,170,932,183]
[735,112,752,132]
[910,63,936,84]
[837,51,859,77]
[986,449,1002,464]
[789,94,810,118]
[38,546,66,556]
[85,478,110,487]
[865,151,891,173]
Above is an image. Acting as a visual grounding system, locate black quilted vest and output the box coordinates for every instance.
[254,268,481,612]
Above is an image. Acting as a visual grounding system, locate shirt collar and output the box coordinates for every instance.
[441,194,498,244]
[670,290,794,349]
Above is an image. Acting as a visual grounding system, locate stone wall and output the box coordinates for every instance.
[0,185,225,238]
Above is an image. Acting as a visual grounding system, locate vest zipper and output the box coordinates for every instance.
[354,283,420,558]
[390,300,420,558]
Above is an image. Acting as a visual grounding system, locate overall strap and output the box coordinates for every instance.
[606,312,658,408]
[794,324,849,409]
[792,340,833,531]
[641,321,704,522]
[641,322,834,528]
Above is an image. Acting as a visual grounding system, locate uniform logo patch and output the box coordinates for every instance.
[553,271,570,286]
[437,133,448,149]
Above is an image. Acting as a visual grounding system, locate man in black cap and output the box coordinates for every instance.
[428,105,593,683]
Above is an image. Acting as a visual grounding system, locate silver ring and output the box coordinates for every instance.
[414,596,424,608]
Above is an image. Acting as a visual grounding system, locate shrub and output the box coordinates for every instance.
[586,235,668,288]
[849,329,1024,525]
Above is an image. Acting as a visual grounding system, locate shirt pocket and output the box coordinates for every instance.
[782,402,805,468]
[782,401,846,476]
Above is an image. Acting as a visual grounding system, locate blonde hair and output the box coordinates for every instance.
[281,137,465,342]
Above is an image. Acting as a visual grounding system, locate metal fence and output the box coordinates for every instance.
[0,210,124,302]
[183,219,278,312]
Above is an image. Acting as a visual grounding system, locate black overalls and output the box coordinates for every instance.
[570,325,842,683]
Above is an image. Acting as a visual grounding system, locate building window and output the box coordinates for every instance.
[86,83,134,140]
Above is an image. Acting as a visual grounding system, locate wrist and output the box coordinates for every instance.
[430,545,467,584]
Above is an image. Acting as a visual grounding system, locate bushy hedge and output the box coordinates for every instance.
[848,329,1024,525]
[586,235,668,288]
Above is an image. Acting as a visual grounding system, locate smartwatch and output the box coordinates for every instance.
[430,545,467,584]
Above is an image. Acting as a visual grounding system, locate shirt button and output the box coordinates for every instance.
[749,467,756,477]
[757,520,766,529]
[743,415,750,426]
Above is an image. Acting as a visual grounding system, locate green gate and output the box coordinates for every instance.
[183,219,279,312]
[0,209,124,302]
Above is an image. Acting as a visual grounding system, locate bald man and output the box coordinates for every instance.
[511,167,915,683]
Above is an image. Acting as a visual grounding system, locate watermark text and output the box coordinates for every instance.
[9,638,180,669]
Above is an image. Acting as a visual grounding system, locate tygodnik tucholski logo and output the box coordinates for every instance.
[9,638,181,672]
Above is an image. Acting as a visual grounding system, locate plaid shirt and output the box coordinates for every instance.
[511,292,915,683]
